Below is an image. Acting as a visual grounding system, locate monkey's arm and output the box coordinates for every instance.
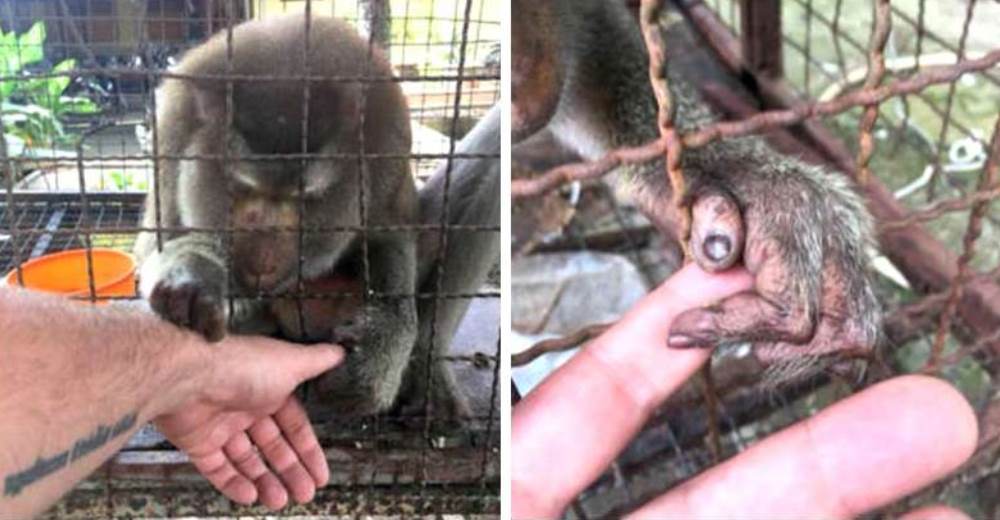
[309,230,418,416]
[305,152,420,416]
[139,233,229,342]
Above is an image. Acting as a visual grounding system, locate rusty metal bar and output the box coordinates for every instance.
[738,0,782,78]
[510,47,1000,198]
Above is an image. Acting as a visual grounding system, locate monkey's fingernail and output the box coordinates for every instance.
[702,233,732,262]
[667,334,697,349]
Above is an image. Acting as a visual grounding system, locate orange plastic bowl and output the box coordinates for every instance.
[4,248,137,302]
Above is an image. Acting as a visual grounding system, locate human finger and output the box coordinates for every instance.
[628,376,978,519]
[223,431,288,510]
[249,414,317,504]
[274,396,330,487]
[900,504,972,520]
[188,449,258,505]
[513,263,754,518]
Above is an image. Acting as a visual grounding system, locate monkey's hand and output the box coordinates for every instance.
[667,166,881,386]
[140,236,229,343]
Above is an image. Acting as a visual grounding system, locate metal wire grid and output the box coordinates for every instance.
[2,0,499,516]
[511,0,1000,517]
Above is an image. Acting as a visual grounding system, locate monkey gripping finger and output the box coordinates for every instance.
[688,190,744,272]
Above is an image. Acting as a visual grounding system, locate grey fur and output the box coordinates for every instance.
[136,14,418,416]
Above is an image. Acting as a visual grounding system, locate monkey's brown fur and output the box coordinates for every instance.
[513,0,881,385]
[136,14,418,416]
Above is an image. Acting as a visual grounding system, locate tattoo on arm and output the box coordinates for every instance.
[3,411,138,497]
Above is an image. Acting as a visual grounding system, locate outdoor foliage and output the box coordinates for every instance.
[1,21,99,157]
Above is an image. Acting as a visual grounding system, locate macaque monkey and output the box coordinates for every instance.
[135,14,418,416]
[512,0,881,385]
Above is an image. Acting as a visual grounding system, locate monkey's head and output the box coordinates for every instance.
[224,146,347,293]
[179,85,361,293]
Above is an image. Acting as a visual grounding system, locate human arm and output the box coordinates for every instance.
[512,263,978,519]
[0,288,342,517]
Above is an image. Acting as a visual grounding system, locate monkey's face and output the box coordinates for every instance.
[224,156,343,293]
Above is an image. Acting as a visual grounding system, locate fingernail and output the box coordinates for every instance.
[703,233,732,261]
[667,334,697,349]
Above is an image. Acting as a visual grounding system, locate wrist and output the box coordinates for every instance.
[143,324,215,418]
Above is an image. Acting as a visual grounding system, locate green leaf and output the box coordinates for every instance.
[13,22,45,69]
[58,96,99,114]
[48,59,76,98]
[0,30,18,76]
[0,79,16,100]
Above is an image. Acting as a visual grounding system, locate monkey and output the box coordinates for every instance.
[280,105,502,419]
[134,13,419,417]
[512,0,881,386]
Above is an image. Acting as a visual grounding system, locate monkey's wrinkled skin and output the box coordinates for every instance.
[512,0,881,386]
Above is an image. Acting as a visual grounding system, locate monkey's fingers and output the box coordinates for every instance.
[689,190,744,272]
[755,260,879,384]
[755,313,875,388]
[667,251,819,349]
[149,279,227,342]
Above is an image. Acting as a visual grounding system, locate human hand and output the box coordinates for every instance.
[154,336,344,510]
[512,263,978,519]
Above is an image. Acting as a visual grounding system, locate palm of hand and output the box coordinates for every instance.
[156,395,330,510]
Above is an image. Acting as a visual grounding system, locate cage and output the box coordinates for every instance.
[1,0,500,517]
[511,0,1000,517]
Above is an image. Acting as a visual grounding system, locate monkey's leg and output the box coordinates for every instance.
[310,234,419,417]
[140,233,230,342]
[400,105,501,420]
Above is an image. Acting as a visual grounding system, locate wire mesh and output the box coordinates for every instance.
[511,0,1000,517]
[1,0,499,516]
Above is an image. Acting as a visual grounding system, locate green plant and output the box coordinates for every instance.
[108,170,147,191]
[1,21,99,155]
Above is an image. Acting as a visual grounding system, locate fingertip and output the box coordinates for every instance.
[291,344,346,383]
[313,457,331,488]
[293,482,317,504]
[324,344,347,366]
[887,375,978,463]
[259,480,289,511]
[225,479,258,505]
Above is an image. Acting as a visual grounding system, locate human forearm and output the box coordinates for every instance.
[0,288,210,517]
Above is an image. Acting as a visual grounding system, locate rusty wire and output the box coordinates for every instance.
[511,48,1000,198]
[854,0,891,187]
[929,115,1000,368]
[639,0,691,249]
